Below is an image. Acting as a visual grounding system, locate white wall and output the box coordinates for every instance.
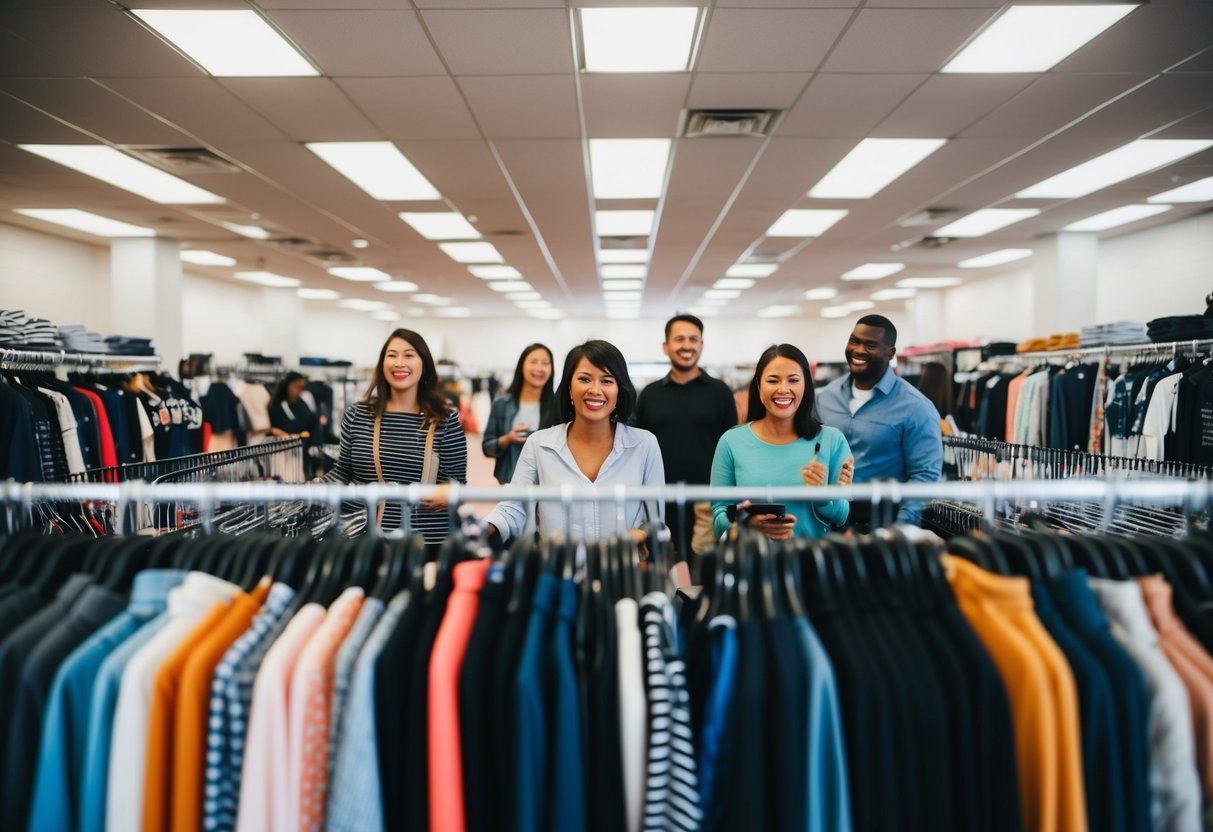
[1095,211,1213,323]
[180,273,265,364]
[0,222,111,330]
[939,268,1036,343]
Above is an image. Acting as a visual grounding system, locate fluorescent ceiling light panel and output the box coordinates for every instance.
[821,306,852,319]
[686,306,719,317]
[15,208,154,238]
[373,281,420,293]
[181,250,236,267]
[580,7,699,73]
[871,289,918,301]
[1063,204,1172,232]
[589,139,671,199]
[601,264,647,279]
[844,301,876,312]
[842,262,904,281]
[603,291,642,302]
[399,212,480,240]
[297,288,340,300]
[373,310,402,322]
[704,289,741,300]
[351,239,369,249]
[412,294,452,305]
[338,298,390,311]
[934,208,1040,237]
[942,5,1138,73]
[307,142,441,201]
[234,271,299,288]
[596,210,655,237]
[765,209,849,238]
[809,139,946,199]
[726,263,778,278]
[958,248,1033,268]
[757,305,800,319]
[469,265,521,280]
[329,266,391,282]
[20,145,224,205]
[221,221,268,240]
[439,242,503,264]
[505,292,542,301]
[897,277,964,289]
[436,307,473,318]
[1149,176,1213,204]
[488,281,532,292]
[599,249,649,264]
[1017,140,1213,199]
[804,287,839,301]
[515,300,552,310]
[132,10,317,77]
[714,278,756,290]
[601,279,645,291]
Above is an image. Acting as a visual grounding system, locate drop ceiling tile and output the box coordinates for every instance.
[778,73,924,138]
[0,28,62,77]
[1174,49,1213,73]
[687,73,811,110]
[0,92,90,143]
[862,0,1003,6]
[267,10,445,77]
[415,0,566,6]
[220,78,381,142]
[0,79,197,146]
[961,74,1153,138]
[697,9,852,73]
[99,78,289,143]
[874,75,1035,139]
[421,10,573,75]
[1055,2,1213,74]
[458,76,578,139]
[581,75,690,138]
[396,140,519,211]
[257,0,403,8]
[337,77,480,141]
[821,8,997,73]
[1062,74,1213,140]
[715,0,859,6]
[1150,104,1213,139]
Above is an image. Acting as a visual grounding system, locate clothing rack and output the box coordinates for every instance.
[66,437,305,484]
[0,346,162,373]
[984,337,1213,366]
[943,435,1213,480]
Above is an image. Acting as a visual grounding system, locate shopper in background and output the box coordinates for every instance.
[917,361,957,437]
[817,315,942,530]
[711,343,853,541]
[633,314,738,567]
[325,328,468,547]
[484,340,664,546]
[269,370,319,477]
[481,343,556,484]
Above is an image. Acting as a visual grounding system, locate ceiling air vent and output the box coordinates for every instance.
[124,147,241,175]
[899,207,959,228]
[890,235,958,252]
[681,109,782,139]
[306,250,359,266]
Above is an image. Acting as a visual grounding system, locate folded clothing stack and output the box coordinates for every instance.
[983,342,1019,358]
[1017,337,1049,353]
[1080,321,1147,347]
[1147,315,1213,344]
[104,335,155,356]
[58,324,110,353]
[1045,332,1081,351]
[0,310,64,349]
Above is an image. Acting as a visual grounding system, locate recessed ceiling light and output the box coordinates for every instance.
[704,289,742,299]
[528,308,564,320]
[714,278,755,290]
[871,288,917,301]
[765,209,849,237]
[686,306,719,317]
[373,281,420,293]
[515,300,552,310]
[399,212,480,240]
[329,266,392,282]
[596,210,655,237]
[580,7,700,73]
[725,263,778,278]
[601,264,647,279]
[599,249,649,264]
[373,310,402,322]
[843,301,876,311]
[958,248,1034,268]
[589,138,671,200]
[487,280,533,292]
[181,250,236,267]
[234,271,299,288]
[934,208,1040,237]
[436,307,473,318]
[804,287,839,301]
[603,291,642,302]
[221,221,268,240]
[20,145,224,205]
[338,298,391,311]
[1149,176,1213,204]
[469,265,522,280]
[439,242,504,264]
[131,10,318,76]
[601,279,645,291]
[942,4,1138,73]
[412,294,452,305]
[897,277,964,289]
[505,292,542,301]
[809,139,946,199]
[1017,139,1213,199]
[842,262,905,281]
[351,239,369,249]
[15,208,154,238]
[757,305,800,318]
[821,306,852,318]
[297,288,340,300]
[307,142,441,201]
[1063,204,1173,232]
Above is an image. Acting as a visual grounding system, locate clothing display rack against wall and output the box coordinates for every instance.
[0,346,162,373]
[944,435,1213,481]
[984,337,1213,366]
[67,436,305,485]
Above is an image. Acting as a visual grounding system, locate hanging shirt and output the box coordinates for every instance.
[698,616,737,832]
[617,598,647,832]
[328,596,385,782]
[515,574,559,832]
[551,579,588,832]
[1140,373,1183,461]
[796,616,852,832]
[38,386,86,475]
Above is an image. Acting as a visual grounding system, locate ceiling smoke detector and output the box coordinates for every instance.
[680,109,782,139]
[124,147,241,174]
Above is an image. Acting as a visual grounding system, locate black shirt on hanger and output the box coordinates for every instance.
[459,569,509,832]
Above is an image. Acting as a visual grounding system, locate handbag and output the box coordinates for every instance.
[372,413,441,529]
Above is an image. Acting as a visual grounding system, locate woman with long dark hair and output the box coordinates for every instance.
[710,343,853,540]
[325,328,467,542]
[481,343,556,484]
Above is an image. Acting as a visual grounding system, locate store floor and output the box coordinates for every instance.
[463,433,498,517]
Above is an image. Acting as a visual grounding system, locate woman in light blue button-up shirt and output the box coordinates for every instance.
[484,340,665,543]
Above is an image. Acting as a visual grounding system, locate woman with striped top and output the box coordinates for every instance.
[325,329,467,546]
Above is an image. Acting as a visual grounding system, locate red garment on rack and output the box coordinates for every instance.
[74,386,118,468]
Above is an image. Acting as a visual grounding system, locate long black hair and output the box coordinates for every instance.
[506,343,557,429]
[364,328,452,425]
[746,343,822,439]
[271,371,307,411]
[554,340,637,424]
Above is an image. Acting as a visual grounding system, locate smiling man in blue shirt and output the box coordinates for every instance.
[816,314,942,528]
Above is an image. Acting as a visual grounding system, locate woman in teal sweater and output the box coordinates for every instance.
[711,343,854,540]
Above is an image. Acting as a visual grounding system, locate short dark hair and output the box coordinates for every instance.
[857,314,897,347]
[506,343,557,429]
[664,314,704,341]
[554,340,637,424]
[745,343,822,440]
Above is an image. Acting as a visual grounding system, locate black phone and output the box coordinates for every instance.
[727,503,787,522]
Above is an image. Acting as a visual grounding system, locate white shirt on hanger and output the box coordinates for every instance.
[37,387,86,475]
[1140,373,1183,462]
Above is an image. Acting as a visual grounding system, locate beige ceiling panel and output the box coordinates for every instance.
[1055,2,1213,74]
[1174,49,1213,73]
[861,0,1002,6]
[393,140,525,230]
[1,10,204,78]
[715,0,859,7]
[822,8,997,73]
[257,0,404,8]
[0,92,95,143]
[267,10,446,77]
[458,76,579,139]
[778,73,924,138]
[1062,74,1213,140]
[420,10,573,76]
[1151,104,1213,139]
[99,78,289,143]
[697,9,852,73]
[337,78,480,141]
[873,75,1035,139]
[221,78,381,142]
[0,28,64,77]
[416,0,566,6]
[962,74,1152,139]
[687,73,812,110]
[581,75,689,138]
[0,79,197,146]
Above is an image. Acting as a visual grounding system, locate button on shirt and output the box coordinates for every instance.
[816,366,943,524]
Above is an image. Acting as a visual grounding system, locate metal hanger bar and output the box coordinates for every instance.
[0,346,162,372]
[979,337,1213,366]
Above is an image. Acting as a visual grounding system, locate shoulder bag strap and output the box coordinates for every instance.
[373,410,386,528]
[421,418,439,484]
